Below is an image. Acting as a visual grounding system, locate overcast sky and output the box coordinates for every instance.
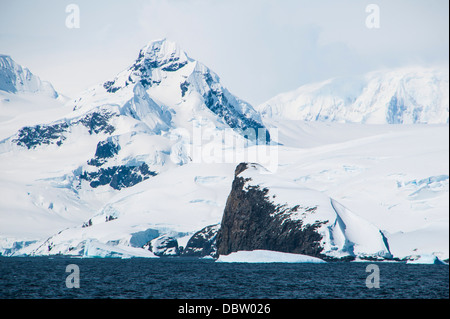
[0,0,448,105]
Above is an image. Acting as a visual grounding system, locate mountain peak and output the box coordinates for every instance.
[136,38,190,70]
[101,39,191,94]
[0,55,58,98]
[0,54,14,64]
[76,39,268,142]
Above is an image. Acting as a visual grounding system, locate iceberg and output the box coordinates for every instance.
[216,250,326,263]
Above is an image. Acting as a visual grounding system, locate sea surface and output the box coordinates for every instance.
[0,257,448,299]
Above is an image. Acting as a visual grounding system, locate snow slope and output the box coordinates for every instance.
[266,119,449,260]
[0,92,71,141]
[258,67,449,124]
[19,163,236,257]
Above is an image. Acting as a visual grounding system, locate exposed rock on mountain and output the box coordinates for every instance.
[145,235,180,257]
[181,224,220,258]
[216,163,392,261]
[87,139,121,167]
[80,162,156,190]
[12,109,116,149]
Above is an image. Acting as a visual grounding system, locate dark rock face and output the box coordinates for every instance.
[180,81,189,98]
[202,83,270,144]
[81,219,92,228]
[77,110,116,135]
[216,163,326,258]
[103,45,188,93]
[234,162,249,177]
[13,110,116,149]
[181,224,220,258]
[161,61,188,72]
[87,139,120,167]
[80,163,156,190]
[79,130,156,190]
[103,80,120,93]
[13,122,69,149]
[145,235,180,257]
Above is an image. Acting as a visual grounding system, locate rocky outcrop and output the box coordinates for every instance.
[80,163,156,190]
[215,163,392,261]
[12,110,116,149]
[82,134,157,190]
[144,235,180,257]
[87,139,120,167]
[181,224,220,258]
[13,122,69,149]
[216,163,326,258]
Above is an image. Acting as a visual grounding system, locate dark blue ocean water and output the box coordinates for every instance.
[0,257,448,299]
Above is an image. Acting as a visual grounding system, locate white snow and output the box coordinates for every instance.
[121,83,172,134]
[216,250,326,263]
[0,92,71,140]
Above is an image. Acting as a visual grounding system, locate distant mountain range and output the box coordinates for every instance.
[258,67,449,124]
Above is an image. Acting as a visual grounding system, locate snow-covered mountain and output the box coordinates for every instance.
[258,67,449,124]
[70,38,267,139]
[0,39,270,255]
[1,39,269,192]
[0,42,448,263]
[0,55,58,98]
